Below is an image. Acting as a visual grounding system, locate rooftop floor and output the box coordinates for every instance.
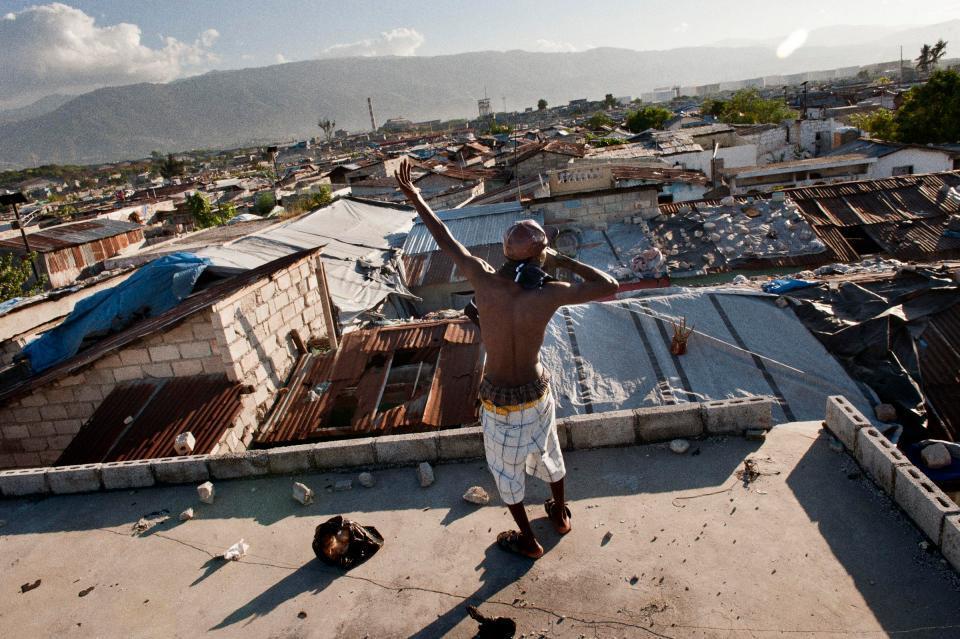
[2,422,959,638]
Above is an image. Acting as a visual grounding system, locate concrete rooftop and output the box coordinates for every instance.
[2,422,960,638]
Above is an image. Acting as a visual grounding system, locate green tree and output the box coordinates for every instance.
[254,191,277,215]
[309,185,333,208]
[700,98,726,118]
[624,105,673,132]
[537,98,548,111]
[318,118,336,142]
[850,109,899,140]
[488,121,513,135]
[586,111,615,130]
[895,69,960,143]
[931,39,948,68]
[917,44,933,77]
[603,93,618,109]
[0,252,44,303]
[185,191,231,229]
[157,153,185,180]
[712,89,795,124]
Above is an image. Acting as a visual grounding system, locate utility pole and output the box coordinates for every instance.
[0,191,40,282]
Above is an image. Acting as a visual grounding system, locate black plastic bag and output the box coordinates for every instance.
[312,516,383,569]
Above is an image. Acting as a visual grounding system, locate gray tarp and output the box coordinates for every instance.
[540,286,874,423]
[197,198,417,326]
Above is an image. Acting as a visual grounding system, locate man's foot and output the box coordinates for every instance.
[496,530,544,559]
[544,499,572,535]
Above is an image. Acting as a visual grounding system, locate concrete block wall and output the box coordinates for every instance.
[529,188,659,229]
[0,397,774,498]
[823,395,960,574]
[515,152,575,180]
[209,253,334,426]
[0,311,221,470]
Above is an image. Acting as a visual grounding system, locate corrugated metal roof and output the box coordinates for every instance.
[864,217,960,261]
[57,375,243,464]
[403,244,506,287]
[920,305,960,440]
[0,219,142,254]
[402,201,538,255]
[256,318,482,445]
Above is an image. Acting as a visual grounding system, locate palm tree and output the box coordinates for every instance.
[916,44,932,77]
[930,39,948,68]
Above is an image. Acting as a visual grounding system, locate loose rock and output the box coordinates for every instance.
[921,443,952,470]
[174,431,196,455]
[358,472,375,488]
[744,429,766,441]
[197,481,215,504]
[179,508,195,521]
[20,580,41,593]
[874,403,897,422]
[293,482,315,505]
[669,439,690,455]
[334,479,353,492]
[463,486,490,505]
[418,462,435,487]
[223,539,249,561]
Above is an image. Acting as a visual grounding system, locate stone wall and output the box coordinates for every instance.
[527,186,659,229]
[515,152,576,180]
[0,251,336,469]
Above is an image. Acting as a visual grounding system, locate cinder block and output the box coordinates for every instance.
[267,445,315,475]
[151,456,210,484]
[313,439,376,470]
[0,467,49,497]
[437,427,484,461]
[635,403,703,443]
[375,432,439,465]
[208,451,270,479]
[566,410,636,450]
[101,460,155,490]
[855,427,910,494]
[825,395,871,454]
[941,515,960,574]
[894,464,960,544]
[46,464,102,494]
[701,396,773,434]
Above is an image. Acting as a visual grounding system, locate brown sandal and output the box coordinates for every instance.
[544,499,572,534]
[496,530,543,559]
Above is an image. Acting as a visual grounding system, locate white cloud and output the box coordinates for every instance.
[532,39,579,53]
[673,22,690,33]
[320,27,424,58]
[776,28,809,59]
[275,53,288,64]
[0,3,219,104]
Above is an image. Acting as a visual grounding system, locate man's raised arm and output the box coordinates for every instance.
[542,248,619,306]
[394,159,489,281]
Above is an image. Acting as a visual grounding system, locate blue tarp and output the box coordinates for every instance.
[22,253,210,373]
[761,278,816,295]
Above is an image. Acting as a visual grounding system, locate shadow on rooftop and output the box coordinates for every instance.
[785,434,960,639]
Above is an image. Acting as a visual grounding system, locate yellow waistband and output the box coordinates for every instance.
[480,396,543,416]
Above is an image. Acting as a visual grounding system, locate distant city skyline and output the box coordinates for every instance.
[1,0,959,107]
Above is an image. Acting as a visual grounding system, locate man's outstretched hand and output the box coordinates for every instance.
[394,159,419,203]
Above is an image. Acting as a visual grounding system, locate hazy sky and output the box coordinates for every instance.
[1,0,958,106]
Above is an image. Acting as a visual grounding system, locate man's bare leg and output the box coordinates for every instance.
[499,502,544,558]
[548,478,572,534]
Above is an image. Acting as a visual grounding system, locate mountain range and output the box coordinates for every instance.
[1,19,958,169]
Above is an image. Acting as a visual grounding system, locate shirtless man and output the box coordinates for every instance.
[395,160,619,558]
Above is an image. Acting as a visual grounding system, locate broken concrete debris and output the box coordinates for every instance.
[174,432,196,455]
[20,580,41,594]
[293,481,315,505]
[333,479,353,492]
[197,481,215,504]
[78,586,95,597]
[418,462,435,487]
[179,508,195,521]
[132,510,170,534]
[463,486,490,505]
[874,403,897,423]
[466,604,517,639]
[921,443,952,470]
[223,539,249,561]
[669,439,690,454]
[358,472,375,488]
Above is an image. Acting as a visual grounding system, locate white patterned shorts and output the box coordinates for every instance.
[480,390,566,505]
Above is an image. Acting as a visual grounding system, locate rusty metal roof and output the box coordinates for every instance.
[0,219,142,254]
[0,248,322,406]
[57,375,244,465]
[256,318,483,445]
